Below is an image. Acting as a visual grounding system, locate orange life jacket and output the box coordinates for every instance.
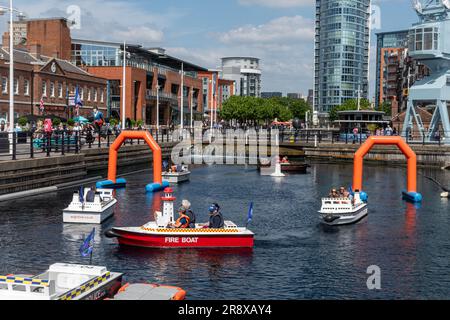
[176,213,190,229]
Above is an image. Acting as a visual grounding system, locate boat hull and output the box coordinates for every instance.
[110,228,254,248]
[162,172,191,184]
[319,205,368,226]
[63,202,116,224]
[259,163,308,174]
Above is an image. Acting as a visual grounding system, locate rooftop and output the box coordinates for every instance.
[72,38,208,72]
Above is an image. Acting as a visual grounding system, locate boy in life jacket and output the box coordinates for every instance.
[170,207,191,229]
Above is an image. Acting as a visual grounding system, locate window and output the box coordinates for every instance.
[87,88,91,101]
[80,87,84,100]
[2,77,7,93]
[42,81,47,97]
[58,83,63,98]
[100,90,104,103]
[24,79,30,96]
[50,82,55,97]
[14,78,18,95]
[94,88,97,102]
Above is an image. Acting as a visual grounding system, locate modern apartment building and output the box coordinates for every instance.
[314,0,371,117]
[376,30,430,113]
[198,69,235,120]
[221,57,261,97]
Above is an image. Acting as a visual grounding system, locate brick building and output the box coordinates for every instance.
[2,17,213,127]
[198,70,235,121]
[72,40,206,127]
[3,18,72,61]
[0,45,107,121]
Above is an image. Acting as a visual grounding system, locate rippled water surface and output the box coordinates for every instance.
[1,163,450,299]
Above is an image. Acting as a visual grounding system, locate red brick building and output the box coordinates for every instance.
[198,70,235,121]
[2,17,210,126]
[0,45,107,121]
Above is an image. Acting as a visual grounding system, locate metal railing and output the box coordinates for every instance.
[0,128,176,161]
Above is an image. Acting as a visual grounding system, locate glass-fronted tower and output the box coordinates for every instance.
[314,0,371,117]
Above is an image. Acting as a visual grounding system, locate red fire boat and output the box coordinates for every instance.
[105,188,254,248]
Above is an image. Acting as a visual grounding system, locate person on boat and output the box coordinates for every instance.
[86,186,97,203]
[329,189,339,198]
[207,203,224,229]
[182,199,196,228]
[339,187,350,198]
[169,207,191,229]
[281,156,289,164]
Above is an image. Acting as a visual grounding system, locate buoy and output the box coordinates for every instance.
[145,181,170,193]
[402,191,423,203]
[96,178,127,189]
[271,158,285,177]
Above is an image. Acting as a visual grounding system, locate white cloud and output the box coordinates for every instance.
[0,0,179,45]
[238,0,314,8]
[217,15,314,44]
[168,15,315,94]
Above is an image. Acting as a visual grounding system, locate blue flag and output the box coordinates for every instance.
[74,86,83,107]
[247,202,254,225]
[79,186,84,203]
[80,228,95,257]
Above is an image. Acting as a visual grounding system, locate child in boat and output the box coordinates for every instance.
[168,207,191,229]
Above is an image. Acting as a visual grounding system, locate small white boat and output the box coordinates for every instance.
[162,165,191,184]
[0,263,123,300]
[319,192,368,226]
[63,188,117,224]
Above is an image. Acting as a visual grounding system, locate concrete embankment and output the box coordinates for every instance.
[302,143,450,168]
[0,142,176,197]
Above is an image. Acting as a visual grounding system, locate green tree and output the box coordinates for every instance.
[18,117,28,127]
[380,101,392,116]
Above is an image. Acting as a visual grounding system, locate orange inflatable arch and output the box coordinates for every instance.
[353,136,417,193]
[108,131,162,185]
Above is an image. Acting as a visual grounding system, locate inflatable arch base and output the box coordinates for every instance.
[146,181,170,193]
[96,178,127,189]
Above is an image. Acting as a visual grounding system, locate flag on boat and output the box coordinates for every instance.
[247,202,254,225]
[79,186,84,203]
[80,228,95,257]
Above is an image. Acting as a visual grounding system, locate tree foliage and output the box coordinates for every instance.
[221,96,310,124]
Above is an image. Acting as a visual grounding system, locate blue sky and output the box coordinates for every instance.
[0,0,422,99]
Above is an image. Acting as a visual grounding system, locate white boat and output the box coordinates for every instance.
[162,165,191,184]
[319,192,368,226]
[0,263,123,300]
[63,188,117,224]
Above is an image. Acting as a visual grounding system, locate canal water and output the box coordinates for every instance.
[1,163,450,300]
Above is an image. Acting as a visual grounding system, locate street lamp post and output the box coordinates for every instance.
[121,41,127,130]
[180,62,184,130]
[190,88,194,129]
[0,1,25,154]
[156,84,160,130]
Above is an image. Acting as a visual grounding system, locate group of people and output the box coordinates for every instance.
[329,186,352,199]
[169,200,225,229]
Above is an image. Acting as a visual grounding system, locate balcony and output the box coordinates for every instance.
[146,89,177,101]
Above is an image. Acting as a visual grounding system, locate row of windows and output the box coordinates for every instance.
[0,76,105,103]
[1,77,29,96]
